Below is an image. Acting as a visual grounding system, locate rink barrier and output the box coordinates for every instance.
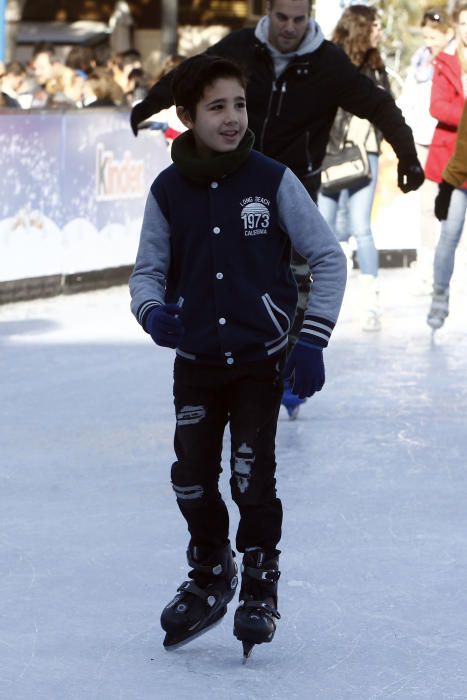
[0,266,133,304]
[0,109,171,304]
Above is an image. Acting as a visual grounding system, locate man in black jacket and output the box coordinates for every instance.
[131,0,423,192]
[130,0,424,401]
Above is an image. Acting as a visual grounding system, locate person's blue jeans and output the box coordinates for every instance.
[318,153,379,276]
[433,187,467,291]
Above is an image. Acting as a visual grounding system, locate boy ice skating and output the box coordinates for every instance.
[129,54,346,660]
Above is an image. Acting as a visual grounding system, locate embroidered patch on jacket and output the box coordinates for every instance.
[240,196,271,237]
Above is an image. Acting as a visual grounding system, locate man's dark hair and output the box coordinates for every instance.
[93,43,112,67]
[121,49,142,63]
[65,45,94,74]
[32,42,55,58]
[171,54,247,119]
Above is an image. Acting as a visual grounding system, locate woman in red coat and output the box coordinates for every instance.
[426,4,467,330]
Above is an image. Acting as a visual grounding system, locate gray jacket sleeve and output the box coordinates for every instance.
[277,168,347,339]
[129,191,171,328]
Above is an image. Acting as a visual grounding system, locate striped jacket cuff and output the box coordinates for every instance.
[137,300,162,331]
[299,315,335,348]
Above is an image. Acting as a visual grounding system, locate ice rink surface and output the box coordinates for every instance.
[1,268,467,700]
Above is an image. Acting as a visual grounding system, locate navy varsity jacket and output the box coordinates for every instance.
[130,150,346,366]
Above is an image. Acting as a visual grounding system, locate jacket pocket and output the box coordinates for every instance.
[261,293,291,337]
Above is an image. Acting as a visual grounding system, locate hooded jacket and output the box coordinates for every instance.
[131,18,417,181]
[425,47,466,185]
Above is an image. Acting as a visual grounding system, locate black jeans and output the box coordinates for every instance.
[171,355,284,556]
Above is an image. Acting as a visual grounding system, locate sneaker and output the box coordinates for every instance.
[427,288,449,330]
[359,274,381,332]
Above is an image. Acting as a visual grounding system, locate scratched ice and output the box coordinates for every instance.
[1,266,467,700]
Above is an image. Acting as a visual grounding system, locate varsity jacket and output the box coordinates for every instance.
[131,20,418,181]
[130,143,346,367]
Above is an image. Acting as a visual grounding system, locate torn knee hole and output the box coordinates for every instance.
[176,405,207,426]
[232,442,255,494]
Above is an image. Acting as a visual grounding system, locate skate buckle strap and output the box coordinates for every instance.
[178,580,218,607]
[244,600,281,620]
[244,565,281,583]
[187,554,225,577]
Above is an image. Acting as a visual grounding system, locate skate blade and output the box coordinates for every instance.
[242,641,255,664]
[163,615,224,651]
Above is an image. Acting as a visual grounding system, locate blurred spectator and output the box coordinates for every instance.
[425,3,467,331]
[125,67,151,106]
[83,67,125,107]
[398,8,455,294]
[93,43,113,70]
[0,60,27,107]
[44,64,83,108]
[318,5,389,332]
[65,46,94,76]
[29,42,60,107]
[111,48,142,93]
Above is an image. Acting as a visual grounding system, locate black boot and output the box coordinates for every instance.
[161,542,238,649]
[233,548,281,660]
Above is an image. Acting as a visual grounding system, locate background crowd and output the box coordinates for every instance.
[0,43,154,109]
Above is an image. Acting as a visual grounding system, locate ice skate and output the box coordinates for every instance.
[427,288,449,330]
[281,380,306,420]
[161,542,238,649]
[233,548,281,661]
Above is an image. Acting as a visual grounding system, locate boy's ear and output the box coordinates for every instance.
[176,105,194,130]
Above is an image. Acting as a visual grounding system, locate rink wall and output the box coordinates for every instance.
[0,108,171,304]
[0,110,418,305]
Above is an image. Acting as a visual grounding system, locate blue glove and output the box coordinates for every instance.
[284,340,325,399]
[397,157,425,193]
[145,304,184,349]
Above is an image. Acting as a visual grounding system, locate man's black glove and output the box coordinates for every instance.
[130,101,149,137]
[397,157,425,193]
[434,180,455,221]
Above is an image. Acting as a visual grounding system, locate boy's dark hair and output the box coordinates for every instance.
[171,54,247,119]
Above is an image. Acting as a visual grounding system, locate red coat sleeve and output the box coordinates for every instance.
[430,63,464,127]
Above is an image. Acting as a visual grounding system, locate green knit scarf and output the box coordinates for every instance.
[170,128,255,185]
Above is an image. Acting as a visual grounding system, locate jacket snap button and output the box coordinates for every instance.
[216,272,223,279]
[219,317,226,325]
[211,181,219,189]
[213,226,221,234]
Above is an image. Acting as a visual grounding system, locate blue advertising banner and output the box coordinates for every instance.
[0,109,171,282]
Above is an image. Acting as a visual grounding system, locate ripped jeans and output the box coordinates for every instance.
[171,355,284,556]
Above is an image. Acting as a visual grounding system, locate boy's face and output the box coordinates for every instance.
[178,77,248,159]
